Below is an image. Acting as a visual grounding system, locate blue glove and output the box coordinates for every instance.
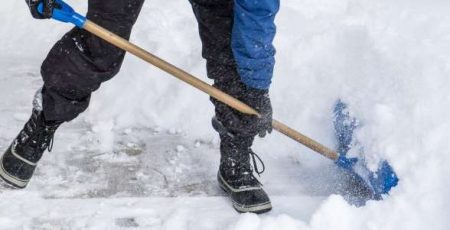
[26,0,57,19]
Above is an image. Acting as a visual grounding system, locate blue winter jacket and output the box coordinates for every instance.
[232,0,280,89]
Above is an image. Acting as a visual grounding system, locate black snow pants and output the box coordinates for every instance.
[41,0,256,139]
[41,0,145,121]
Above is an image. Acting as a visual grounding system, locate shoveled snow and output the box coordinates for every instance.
[1,0,449,229]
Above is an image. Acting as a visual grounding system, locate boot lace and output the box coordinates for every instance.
[249,150,265,176]
[17,113,59,153]
[228,150,266,187]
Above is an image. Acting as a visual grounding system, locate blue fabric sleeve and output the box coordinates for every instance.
[232,0,280,89]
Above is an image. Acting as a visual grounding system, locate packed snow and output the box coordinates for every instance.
[1,0,449,229]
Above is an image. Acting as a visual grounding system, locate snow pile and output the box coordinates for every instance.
[0,0,449,229]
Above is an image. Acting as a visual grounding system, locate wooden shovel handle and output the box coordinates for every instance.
[83,20,339,161]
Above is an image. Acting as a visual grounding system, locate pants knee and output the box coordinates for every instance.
[40,27,127,121]
[41,0,146,98]
[39,0,145,122]
[41,27,125,98]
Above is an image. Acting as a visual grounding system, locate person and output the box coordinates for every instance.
[0,0,279,214]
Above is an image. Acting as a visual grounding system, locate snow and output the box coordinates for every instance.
[1,0,450,229]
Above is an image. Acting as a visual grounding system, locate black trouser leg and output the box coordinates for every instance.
[41,0,145,122]
[189,0,257,141]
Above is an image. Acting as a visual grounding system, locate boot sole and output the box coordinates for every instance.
[0,155,29,189]
[218,174,272,214]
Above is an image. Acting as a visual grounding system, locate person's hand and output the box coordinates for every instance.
[213,79,273,138]
[25,0,56,19]
[241,87,273,137]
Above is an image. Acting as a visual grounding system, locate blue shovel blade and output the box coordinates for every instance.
[368,160,399,197]
[333,101,398,201]
[336,155,398,200]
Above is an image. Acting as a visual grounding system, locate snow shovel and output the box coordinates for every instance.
[38,0,398,200]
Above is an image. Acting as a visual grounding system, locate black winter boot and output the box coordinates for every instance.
[213,117,272,214]
[0,109,60,188]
